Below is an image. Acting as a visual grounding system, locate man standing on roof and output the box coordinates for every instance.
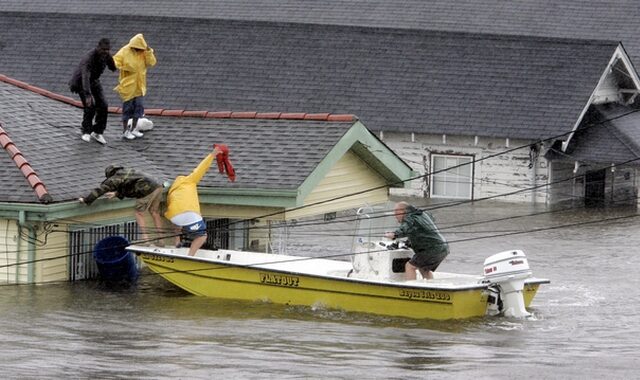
[69,38,116,145]
[113,33,157,140]
[165,145,234,257]
[79,165,165,244]
[385,202,449,280]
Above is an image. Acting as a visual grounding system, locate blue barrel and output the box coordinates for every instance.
[93,236,138,283]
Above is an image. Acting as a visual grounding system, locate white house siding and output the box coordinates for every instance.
[550,161,639,206]
[609,167,638,206]
[548,161,581,205]
[383,132,549,204]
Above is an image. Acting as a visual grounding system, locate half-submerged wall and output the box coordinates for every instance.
[383,132,549,204]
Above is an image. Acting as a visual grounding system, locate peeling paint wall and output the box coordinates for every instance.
[550,161,639,207]
[382,132,549,203]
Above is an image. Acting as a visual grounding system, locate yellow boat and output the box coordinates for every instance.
[128,242,549,320]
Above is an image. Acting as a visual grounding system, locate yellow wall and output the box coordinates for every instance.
[0,218,23,284]
[286,151,389,219]
[200,204,283,221]
[3,149,393,281]
[34,223,69,283]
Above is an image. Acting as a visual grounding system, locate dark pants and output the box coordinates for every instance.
[78,83,108,135]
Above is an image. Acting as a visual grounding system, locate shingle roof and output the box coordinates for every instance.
[557,104,640,166]
[1,0,638,62]
[0,79,361,204]
[0,11,619,140]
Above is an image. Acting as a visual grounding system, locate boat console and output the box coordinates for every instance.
[351,239,413,281]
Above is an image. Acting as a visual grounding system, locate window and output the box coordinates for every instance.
[431,154,473,199]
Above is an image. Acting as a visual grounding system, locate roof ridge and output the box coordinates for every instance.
[0,74,357,122]
[0,122,53,204]
[2,11,621,48]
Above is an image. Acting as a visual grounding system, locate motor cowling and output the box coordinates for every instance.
[482,250,532,318]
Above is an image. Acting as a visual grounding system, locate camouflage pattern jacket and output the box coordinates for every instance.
[83,165,161,205]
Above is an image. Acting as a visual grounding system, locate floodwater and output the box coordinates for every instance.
[1,199,639,379]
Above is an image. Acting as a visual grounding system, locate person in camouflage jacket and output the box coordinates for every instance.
[79,165,165,244]
[385,201,449,280]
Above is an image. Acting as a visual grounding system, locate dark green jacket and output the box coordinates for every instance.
[83,166,160,205]
[394,205,449,256]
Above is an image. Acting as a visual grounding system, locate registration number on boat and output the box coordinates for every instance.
[141,253,175,263]
[399,289,452,303]
[259,272,300,287]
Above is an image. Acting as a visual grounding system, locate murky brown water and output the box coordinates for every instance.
[1,199,638,379]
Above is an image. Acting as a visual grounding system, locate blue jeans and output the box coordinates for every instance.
[122,96,144,122]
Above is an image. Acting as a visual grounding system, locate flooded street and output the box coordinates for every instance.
[1,200,639,379]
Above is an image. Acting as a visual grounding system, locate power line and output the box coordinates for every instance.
[3,109,640,282]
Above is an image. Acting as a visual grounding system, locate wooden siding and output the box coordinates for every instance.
[286,150,389,219]
[200,204,284,221]
[0,218,23,283]
[384,132,549,204]
[548,161,580,205]
[550,161,639,206]
[35,223,68,283]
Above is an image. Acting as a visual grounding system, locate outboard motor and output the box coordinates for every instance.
[482,250,532,318]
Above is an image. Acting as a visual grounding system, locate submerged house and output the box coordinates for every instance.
[0,78,413,284]
[2,9,640,206]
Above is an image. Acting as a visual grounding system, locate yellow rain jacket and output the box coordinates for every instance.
[165,154,215,220]
[113,34,157,101]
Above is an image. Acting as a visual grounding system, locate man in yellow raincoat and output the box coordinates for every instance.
[113,33,157,140]
[165,146,223,256]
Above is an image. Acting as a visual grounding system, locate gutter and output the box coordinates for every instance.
[0,188,300,221]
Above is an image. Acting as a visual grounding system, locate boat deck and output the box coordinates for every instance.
[130,245,547,291]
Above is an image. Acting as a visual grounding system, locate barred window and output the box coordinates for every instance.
[68,221,139,281]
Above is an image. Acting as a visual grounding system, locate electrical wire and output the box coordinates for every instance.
[3,109,640,284]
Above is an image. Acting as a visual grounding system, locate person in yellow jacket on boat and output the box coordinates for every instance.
[165,146,223,256]
[113,33,157,140]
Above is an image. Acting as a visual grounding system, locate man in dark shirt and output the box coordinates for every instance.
[69,38,116,145]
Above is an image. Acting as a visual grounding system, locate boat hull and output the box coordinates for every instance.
[135,249,546,320]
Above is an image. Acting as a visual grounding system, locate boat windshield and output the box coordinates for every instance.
[352,203,396,256]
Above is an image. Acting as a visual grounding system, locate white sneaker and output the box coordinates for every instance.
[81,134,91,143]
[122,130,136,140]
[131,128,144,138]
[90,132,107,145]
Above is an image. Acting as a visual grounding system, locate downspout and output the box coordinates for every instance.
[531,158,537,204]
[573,161,579,206]
[529,144,540,204]
[18,210,36,284]
[610,164,616,205]
[14,216,21,283]
[27,225,36,283]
